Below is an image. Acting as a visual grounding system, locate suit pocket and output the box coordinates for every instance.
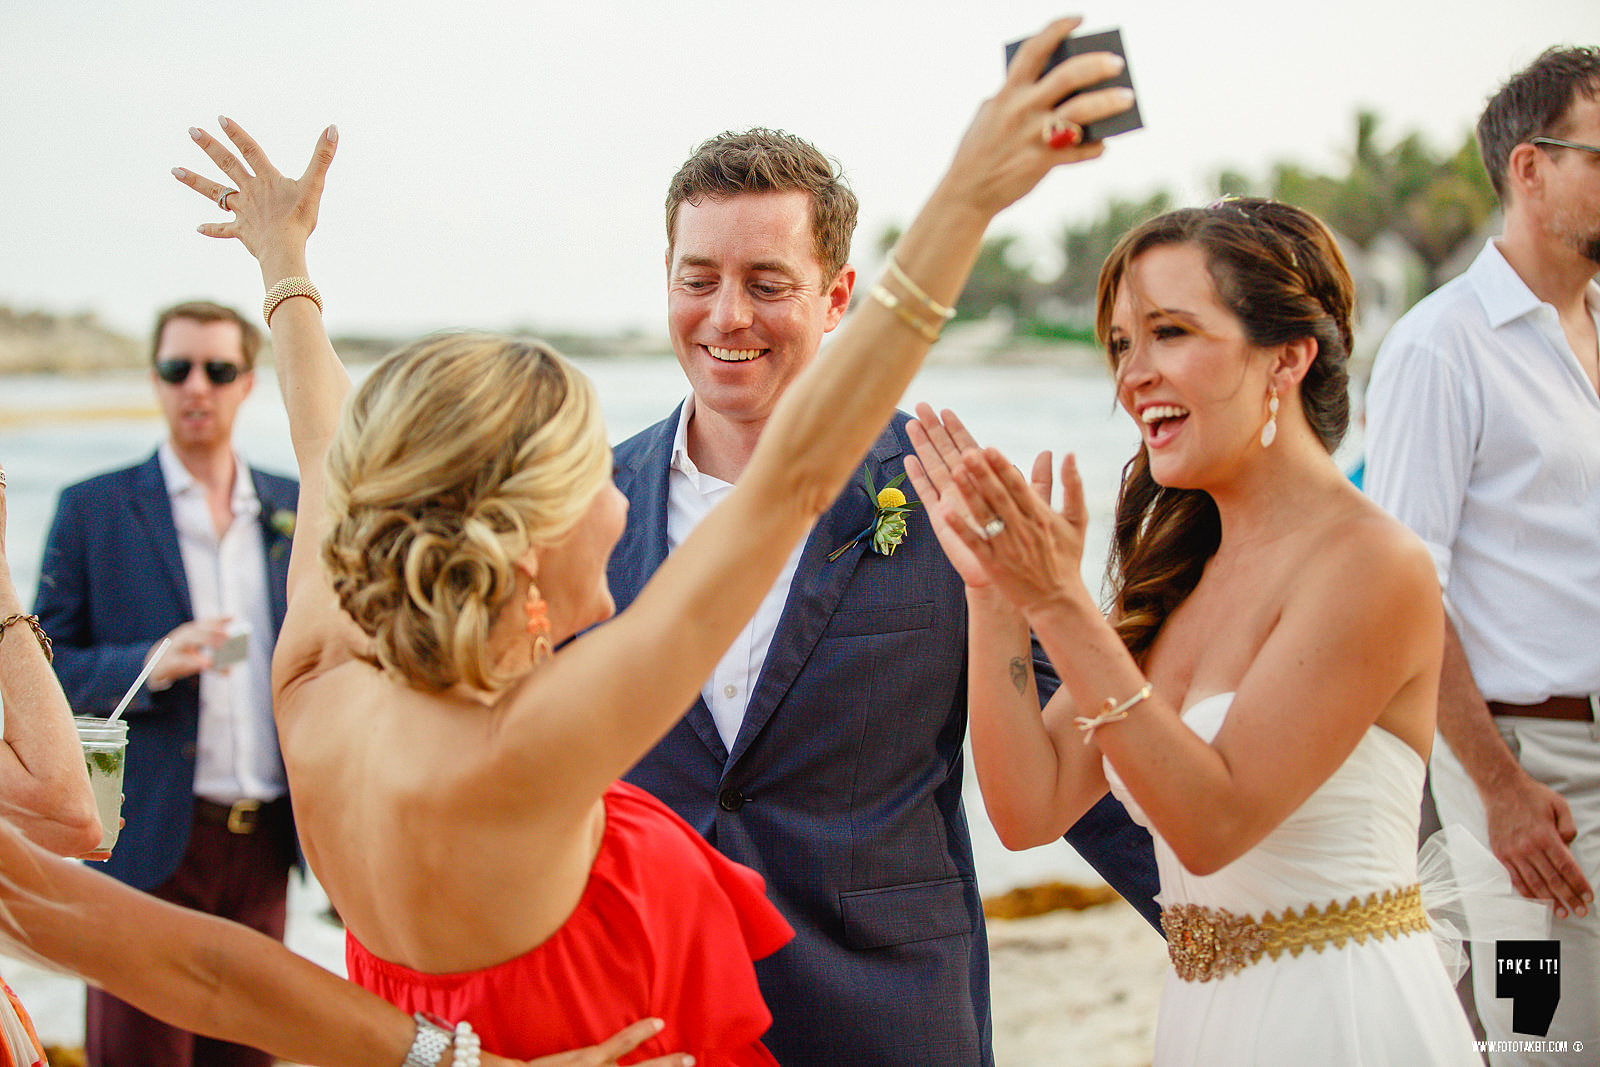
[839,877,975,949]
[821,602,935,639]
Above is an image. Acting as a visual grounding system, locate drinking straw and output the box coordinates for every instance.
[107,638,171,723]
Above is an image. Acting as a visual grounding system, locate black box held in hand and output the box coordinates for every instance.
[1004,28,1143,142]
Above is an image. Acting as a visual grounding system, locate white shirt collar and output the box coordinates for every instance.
[158,442,259,516]
[1470,240,1545,330]
[1471,238,1600,330]
[668,393,697,476]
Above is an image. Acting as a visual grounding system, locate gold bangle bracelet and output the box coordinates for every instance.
[870,284,943,343]
[262,276,323,327]
[885,255,957,321]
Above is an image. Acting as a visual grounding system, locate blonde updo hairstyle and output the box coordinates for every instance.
[321,333,609,693]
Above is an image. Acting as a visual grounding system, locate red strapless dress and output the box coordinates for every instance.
[346,781,791,1066]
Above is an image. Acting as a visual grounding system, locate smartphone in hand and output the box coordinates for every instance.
[211,623,251,671]
[1005,28,1143,142]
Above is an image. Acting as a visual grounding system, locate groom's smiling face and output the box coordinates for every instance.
[665,190,851,433]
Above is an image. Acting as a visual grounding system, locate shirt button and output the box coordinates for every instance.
[723,683,737,698]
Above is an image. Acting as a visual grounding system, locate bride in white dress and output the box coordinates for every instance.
[906,199,1482,1064]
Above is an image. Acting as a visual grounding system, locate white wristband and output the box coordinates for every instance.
[404,1013,451,1067]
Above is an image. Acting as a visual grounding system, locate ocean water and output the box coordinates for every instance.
[0,356,1143,895]
[0,355,1153,1044]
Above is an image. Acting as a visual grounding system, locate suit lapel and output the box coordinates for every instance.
[130,453,192,614]
[613,407,730,763]
[727,425,905,766]
[251,470,294,633]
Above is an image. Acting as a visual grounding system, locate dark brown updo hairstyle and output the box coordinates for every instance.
[321,333,609,693]
[1094,198,1356,664]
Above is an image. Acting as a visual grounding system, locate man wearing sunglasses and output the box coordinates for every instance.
[1367,46,1600,1063]
[35,300,299,1067]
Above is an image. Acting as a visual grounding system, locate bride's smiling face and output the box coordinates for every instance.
[1107,243,1275,491]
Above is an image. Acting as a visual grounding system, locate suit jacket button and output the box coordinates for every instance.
[717,788,746,812]
[182,742,197,759]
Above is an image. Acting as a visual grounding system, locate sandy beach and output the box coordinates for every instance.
[3,877,1167,1067]
[990,900,1165,1067]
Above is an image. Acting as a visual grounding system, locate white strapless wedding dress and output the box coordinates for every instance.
[1105,693,1480,1065]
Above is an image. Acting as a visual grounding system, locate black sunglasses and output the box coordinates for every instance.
[155,359,244,386]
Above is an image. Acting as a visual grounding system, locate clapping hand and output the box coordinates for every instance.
[906,405,995,589]
[911,408,1092,619]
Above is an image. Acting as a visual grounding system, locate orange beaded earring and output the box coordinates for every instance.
[517,561,553,663]
[524,586,552,663]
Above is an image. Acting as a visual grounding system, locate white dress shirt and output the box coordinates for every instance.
[159,444,286,803]
[1365,240,1600,703]
[667,395,810,752]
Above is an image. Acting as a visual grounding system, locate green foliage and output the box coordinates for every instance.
[871,110,1497,336]
[1051,191,1174,312]
[956,235,1036,320]
[1015,319,1099,346]
[1267,111,1496,291]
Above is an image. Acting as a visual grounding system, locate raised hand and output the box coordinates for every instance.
[172,117,337,284]
[932,16,1135,220]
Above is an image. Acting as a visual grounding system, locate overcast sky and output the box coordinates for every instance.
[2,1,1594,341]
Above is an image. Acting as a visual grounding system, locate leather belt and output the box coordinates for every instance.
[1488,696,1598,722]
[195,797,283,835]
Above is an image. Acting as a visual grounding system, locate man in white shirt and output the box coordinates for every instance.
[1366,47,1600,1062]
[606,128,1159,1067]
[36,300,299,1067]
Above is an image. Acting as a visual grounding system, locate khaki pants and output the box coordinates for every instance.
[1432,719,1600,1066]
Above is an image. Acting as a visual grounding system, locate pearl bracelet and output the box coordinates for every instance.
[404,1014,450,1067]
[405,1014,480,1067]
[452,1020,481,1067]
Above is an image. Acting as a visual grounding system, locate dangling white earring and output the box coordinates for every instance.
[1260,389,1279,448]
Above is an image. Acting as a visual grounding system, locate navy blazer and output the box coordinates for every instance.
[34,451,297,891]
[609,407,1158,1067]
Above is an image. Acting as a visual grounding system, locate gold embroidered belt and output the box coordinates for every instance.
[1161,884,1429,983]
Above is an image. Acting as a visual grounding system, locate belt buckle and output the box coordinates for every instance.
[226,798,261,834]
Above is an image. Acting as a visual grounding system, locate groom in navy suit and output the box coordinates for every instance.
[35,300,298,1067]
[608,129,1160,1067]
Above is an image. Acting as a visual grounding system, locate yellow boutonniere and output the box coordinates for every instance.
[270,509,297,539]
[829,465,920,561]
[268,508,296,560]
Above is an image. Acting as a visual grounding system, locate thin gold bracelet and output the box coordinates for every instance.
[870,284,943,343]
[885,255,957,321]
[0,613,53,664]
[1074,682,1152,743]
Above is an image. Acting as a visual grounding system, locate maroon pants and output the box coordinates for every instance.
[87,804,294,1067]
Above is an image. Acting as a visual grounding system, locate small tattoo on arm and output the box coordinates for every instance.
[1008,656,1029,695]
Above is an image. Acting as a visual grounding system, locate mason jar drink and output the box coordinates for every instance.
[75,716,127,854]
